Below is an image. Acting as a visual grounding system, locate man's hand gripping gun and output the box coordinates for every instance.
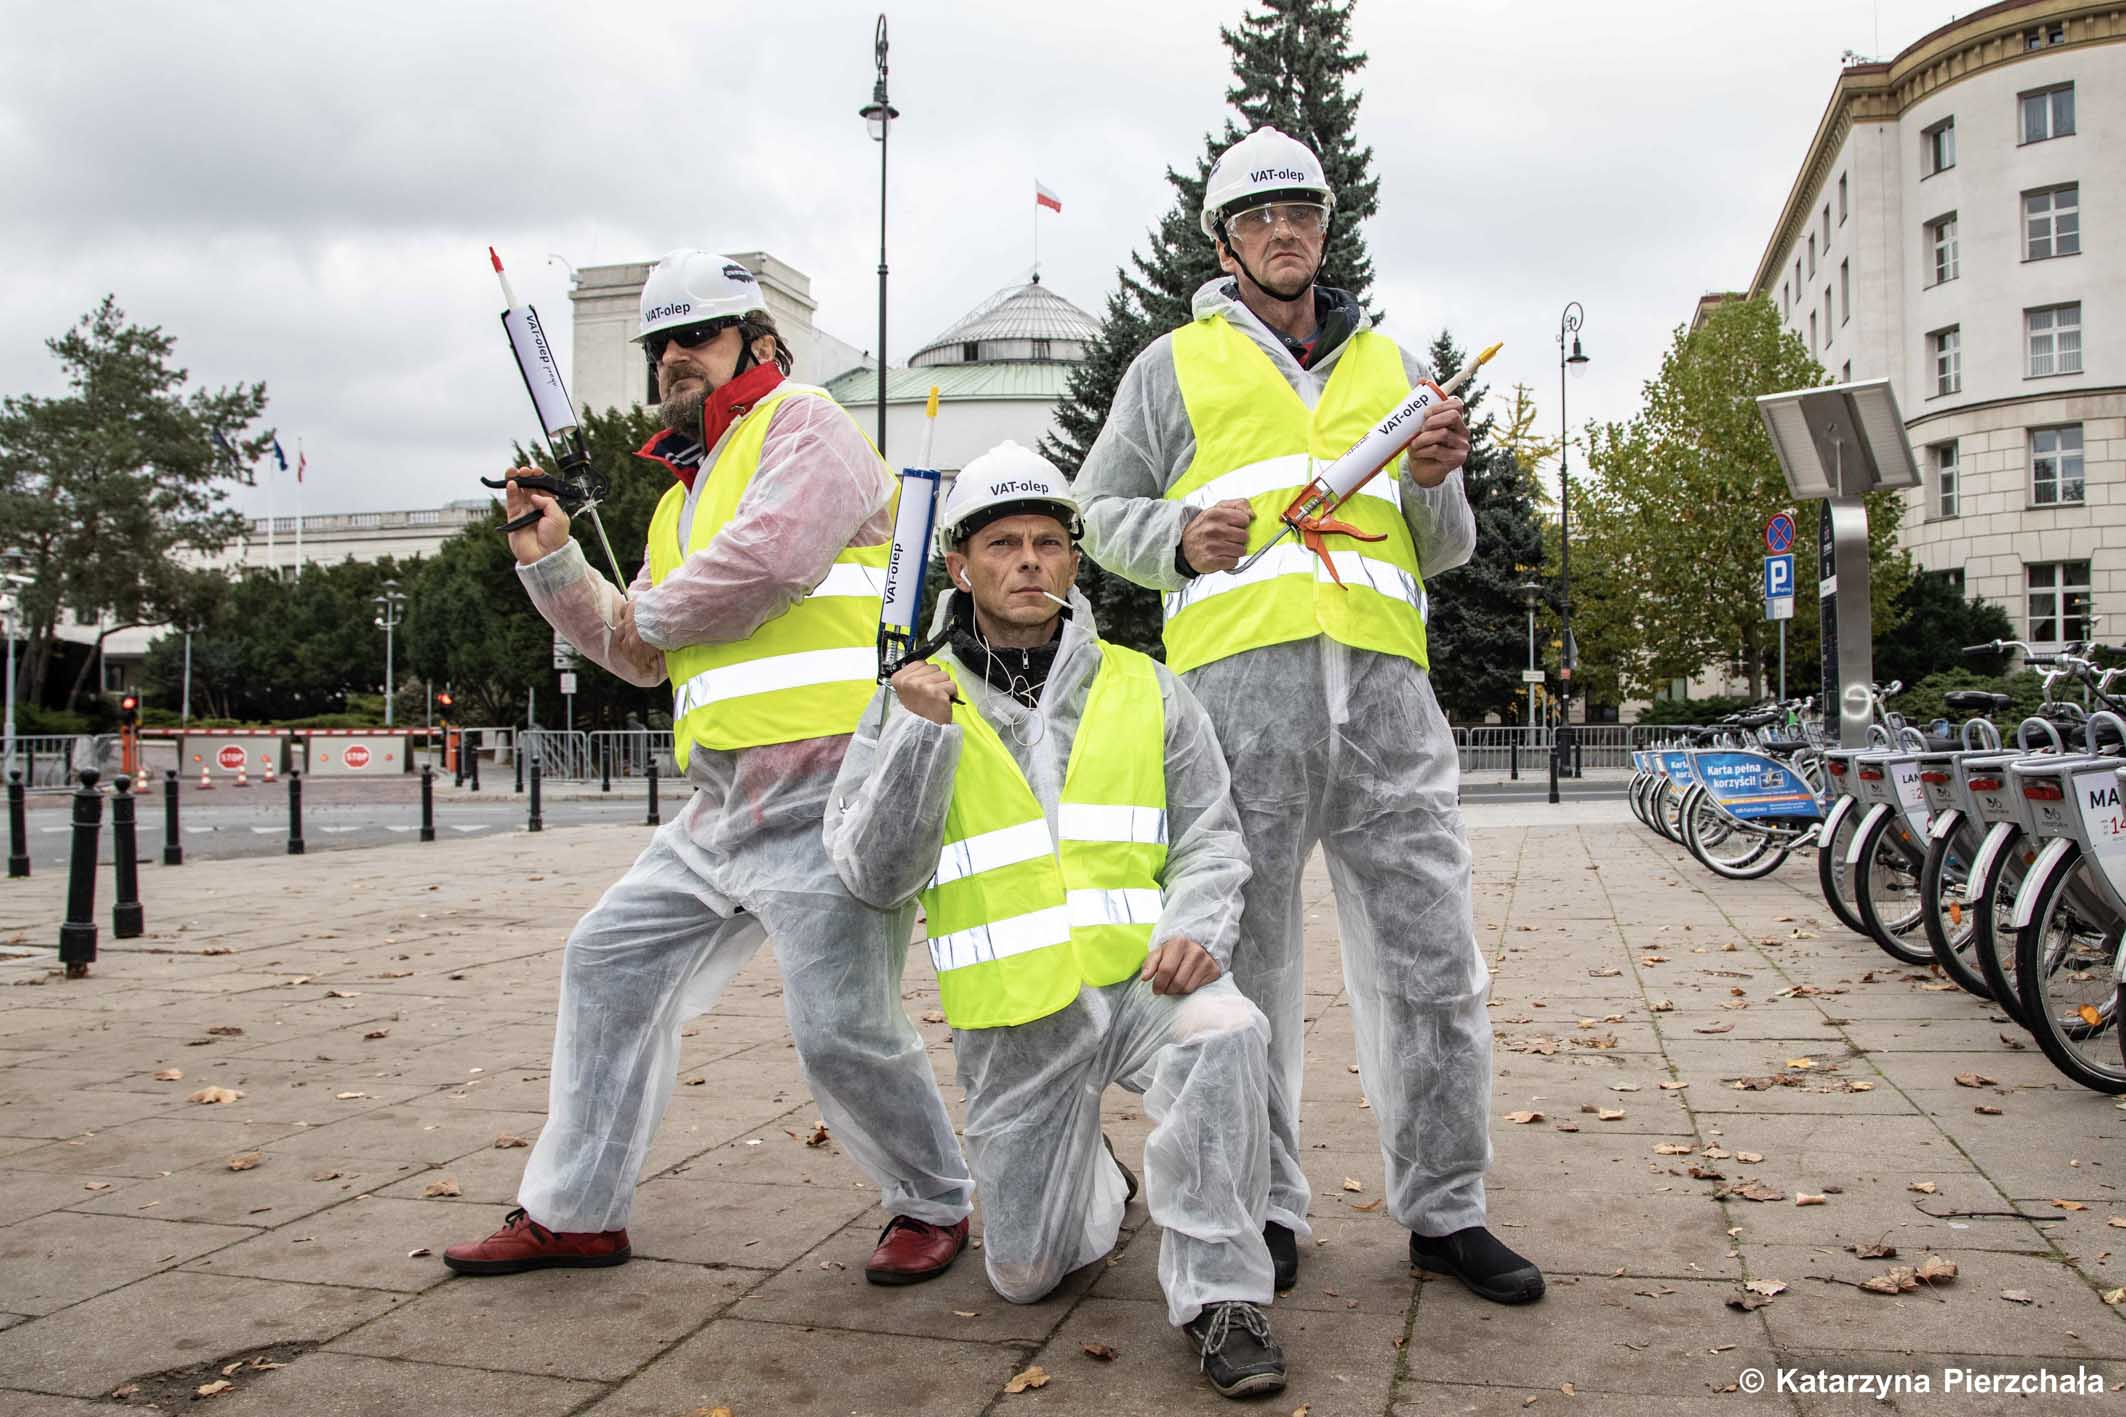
[480,248,627,586]
[1232,341,1500,586]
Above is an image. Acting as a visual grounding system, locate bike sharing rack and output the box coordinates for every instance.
[1756,379,1923,749]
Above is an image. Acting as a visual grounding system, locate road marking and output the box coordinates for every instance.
[249,827,278,835]
[451,824,490,834]
[320,826,363,834]
[385,825,414,833]
[40,826,66,834]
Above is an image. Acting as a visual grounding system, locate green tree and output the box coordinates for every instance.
[0,297,262,709]
[1873,570,2013,686]
[1570,298,1909,704]
[1042,0,1381,653]
[1422,331,1547,723]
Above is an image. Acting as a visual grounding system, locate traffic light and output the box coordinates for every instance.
[435,691,454,710]
[118,693,140,729]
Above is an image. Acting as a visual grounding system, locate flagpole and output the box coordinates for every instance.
[1033,190,1039,282]
[266,472,276,577]
[294,438,304,580]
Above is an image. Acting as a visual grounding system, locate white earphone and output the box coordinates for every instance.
[957,570,972,589]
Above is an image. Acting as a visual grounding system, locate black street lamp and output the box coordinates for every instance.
[859,14,898,454]
[1555,302,1589,790]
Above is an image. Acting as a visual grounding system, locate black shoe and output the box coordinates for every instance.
[1263,1221,1298,1291]
[1101,1133,1139,1203]
[1409,1226,1545,1304]
[1184,1301,1286,1398]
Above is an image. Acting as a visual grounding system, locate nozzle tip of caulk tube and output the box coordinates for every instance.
[1476,341,1503,364]
[489,246,503,272]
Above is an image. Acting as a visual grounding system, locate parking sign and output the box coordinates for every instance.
[1764,554,1794,599]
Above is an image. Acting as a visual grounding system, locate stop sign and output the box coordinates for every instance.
[343,744,372,770]
[215,744,246,771]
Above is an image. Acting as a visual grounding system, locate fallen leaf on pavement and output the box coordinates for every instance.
[2053,1200,2088,1211]
[206,1025,243,1036]
[2000,1290,2035,1305]
[1974,1105,2003,1116]
[1505,1110,1543,1124]
[364,1030,390,1040]
[1693,1023,1734,1034]
[1953,1073,1996,1088]
[1785,1058,1816,1070]
[1342,1177,1364,1192]
[953,1310,979,1318]
[311,1170,342,1182]
[421,1177,461,1198]
[2103,1287,2125,1306]
[1735,1152,1764,1164]
[187,1086,243,1104]
[1611,1082,1642,1092]
[1795,1193,1827,1207]
[324,989,361,999]
[1352,1197,1384,1212]
[1003,1365,1050,1393]
[1649,999,1675,1012]
[2079,1005,2104,1028]
[1081,1343,1119,1361]
[226,1153,262,1172]
[1726,1292,1771,1311]
[1596,1108,1625,1121]
[1658,1080,1688,1090]
[408,1247,431,1258]
[921,1011,945,1024]
[83,1181,111,1191]
[335,1092,368,1100]
[1909,1181,1937,1194]
[494,1134,530,1149]
[806,1122,831,1148]
[1654,1144,1695,1156]
[1851,1242,1898,1259]
[153,1068,183,1081]
[1744,1280,1787,1298]
[2109,1218,2126,1229]
[196,1380,234,1398]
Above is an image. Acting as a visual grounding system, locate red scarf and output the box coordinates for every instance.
[634,362,787,490]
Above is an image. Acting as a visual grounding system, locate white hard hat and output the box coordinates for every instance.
[1199,126,1336,241]
[634,249,766,343]
[936,441,1080,558]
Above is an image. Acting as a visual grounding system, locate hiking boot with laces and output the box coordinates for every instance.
[1410,1225,1545,1304]
[1183,1300,1286,1398]
[1263,1220,1298,1290]
[442,1207,630,1276]
[864,1214,969,1285]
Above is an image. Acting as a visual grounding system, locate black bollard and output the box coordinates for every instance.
[286,769,305,855]
[111,776,143,939]
[419,766,436,843]
[162,768,183,866]
[514,739,525,794]
[469,737,481,793]
[528,753,543,833]
[1573,733,1584,779]
[8,771,28,878]
[452,731,465,789]
[1509,737,1519,782]
[1547,734,1561,806]
[600,745,611,794]
[59,770,103,976]
[23,742,34,791]
[645,759,660,827]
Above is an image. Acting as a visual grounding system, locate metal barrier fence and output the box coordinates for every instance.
[588,730,675,782]
[521,729,592,781]
[1453,725,1704,775]
[3,735,94,789]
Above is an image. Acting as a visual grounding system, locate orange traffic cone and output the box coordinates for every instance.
[262,757,277,786]
[234,761,250,788]
[198,762,214,791]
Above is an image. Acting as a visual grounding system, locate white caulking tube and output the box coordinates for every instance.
[1232,340,1502,574]
[489,247,626,586]
[877,467,943,679]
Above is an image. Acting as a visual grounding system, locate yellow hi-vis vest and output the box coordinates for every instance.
[918,641,1169,1030]
[646,384,889,769]
[1160,314,1429,676]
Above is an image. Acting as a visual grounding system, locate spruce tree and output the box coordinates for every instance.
[1418,331,1548,724]
[1044,0,1380,653]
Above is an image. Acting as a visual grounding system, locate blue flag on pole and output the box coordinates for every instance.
[271,438,289,472]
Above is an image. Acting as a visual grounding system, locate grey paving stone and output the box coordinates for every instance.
[584,1317,1016,1417]
[1392,1381,1798,1414]
[327,1257,753,1382]
[0,1115,314,1177]
[0,1208,258,1314]
[182,1194,473,1293]
[66,1150,425,1227]
[0,1270,404,1397]
[192,1351,608,1417]
[626,1175,878,1269]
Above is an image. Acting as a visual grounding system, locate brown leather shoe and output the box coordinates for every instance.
[442,1207,630,1276]
[864,1214,969,1285]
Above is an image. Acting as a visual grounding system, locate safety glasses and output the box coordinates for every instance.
[1227,202,1328,238]
[644,317,740,366]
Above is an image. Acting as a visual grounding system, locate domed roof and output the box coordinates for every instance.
[910,278,1099,368]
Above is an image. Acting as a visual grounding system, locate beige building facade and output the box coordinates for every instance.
[1749,0,2123,651]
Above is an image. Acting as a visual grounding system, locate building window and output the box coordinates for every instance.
[2025,22,2066,49]
[1922,117,1956,175]
[1941,567,1965,593]
[961,341,980,362]
[1838,172,1848,223]
[2024,185,2079,259]
[1794,258,1802,298]
[1810,310,1818,352]
[1934,440,1959,518]
[2020,84,2075,143]
[1839,259,1850,323]
[1823,288,1833,343]
[1031,338,1052,361]
[1822,204,1831,250]
[2027,560,2091,646]
[1782,281,1790,317]
[1930,326,1961,396]
[1841,360,1851,382]
[1926,214,1958,284]
[2031,425,2085,504]
[1808,233,1816,276]
[2026,303,2082,377]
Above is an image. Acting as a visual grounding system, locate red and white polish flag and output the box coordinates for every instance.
[1034,181,1061,213]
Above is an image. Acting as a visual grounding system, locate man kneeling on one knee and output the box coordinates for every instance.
[827,442,1287,1399]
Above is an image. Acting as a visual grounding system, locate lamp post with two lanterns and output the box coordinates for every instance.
[1555,302,1589,789]
[373,579,405,727]
[858,15,899,454]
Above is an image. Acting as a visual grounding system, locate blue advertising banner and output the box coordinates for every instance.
[1688,750,1822,819]
[1661,751,1695,786]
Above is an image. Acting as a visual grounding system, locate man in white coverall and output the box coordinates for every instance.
[1072,129,1543,1304]
[443,250,973,1283]
[828,444,1287,1398]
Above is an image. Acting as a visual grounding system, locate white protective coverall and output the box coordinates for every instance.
[1072,279,1489,1242]
[826,589,1276,1326]
[511,391,972,1234]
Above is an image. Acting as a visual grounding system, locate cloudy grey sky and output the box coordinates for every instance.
[0,0,1960,517]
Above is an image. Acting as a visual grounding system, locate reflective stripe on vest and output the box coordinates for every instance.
[918,641,1168,1030]
[646,384,891,767]
[1162,317,1429,676]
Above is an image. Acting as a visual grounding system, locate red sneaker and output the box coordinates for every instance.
[864,1215,969,1286]
[442,1207,631,1276]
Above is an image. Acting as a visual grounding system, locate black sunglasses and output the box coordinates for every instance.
[645,317,740,366]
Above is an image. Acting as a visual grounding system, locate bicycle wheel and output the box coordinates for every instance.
[1647,780,1677,842]
[1684,794,1788,879]
[1971,836,2031,1032]
[1852,809,1934,965]
[2013,844,2126,1093]
[1629,774,1653,828]
[1815,806,1868,938]
[1660,781,1690,842]
[1920,823,1992,1001]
